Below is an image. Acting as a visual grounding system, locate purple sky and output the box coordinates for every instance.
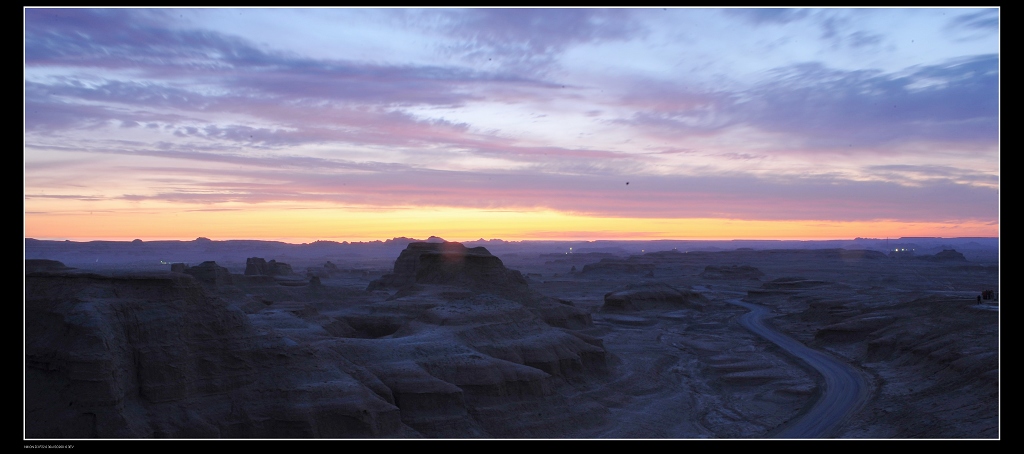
[24,8,999,241]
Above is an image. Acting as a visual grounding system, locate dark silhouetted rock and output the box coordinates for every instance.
[306,262,339,278]
[267,259,293,276]
[367,242,528,293]
[920,249,968,262]
[245,257,294,276]
[603,282,708,312]
[25,259,74,273]
[368,242,594,330]
[170,263,188,273]
[244,257,268,275]
[183,261,232,286]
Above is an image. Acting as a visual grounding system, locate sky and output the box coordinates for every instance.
[23,7,999,242]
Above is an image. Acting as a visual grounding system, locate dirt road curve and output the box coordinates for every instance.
[727,299,871,439]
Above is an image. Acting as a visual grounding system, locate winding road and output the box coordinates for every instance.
[727,298,871,438]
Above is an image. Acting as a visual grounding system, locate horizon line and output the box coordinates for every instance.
[24,235,1001,245]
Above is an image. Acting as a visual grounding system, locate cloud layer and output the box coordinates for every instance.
[24,8,1000,240]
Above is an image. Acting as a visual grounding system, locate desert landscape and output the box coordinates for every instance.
[24,6,1000,442]
[24,236,999,439]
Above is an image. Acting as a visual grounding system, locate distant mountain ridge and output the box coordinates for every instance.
[25,236,999,272]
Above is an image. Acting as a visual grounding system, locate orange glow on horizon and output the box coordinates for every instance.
[24,202,999,243]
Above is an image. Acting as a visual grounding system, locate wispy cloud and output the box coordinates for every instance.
[736,54,997,147]
[23,8,999,239]
[947,9,999,33]
[425,8,643,75]
[723,8,811,26]
[615,54,998,149]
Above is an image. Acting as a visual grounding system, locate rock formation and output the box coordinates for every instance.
[244,257,268,275]
[183,261,232,286]
[340,244,610,435]
[267,260,293,276]
[23,237,999,439]
[245,257,295,276]
[302,261,340,279]
[919,249,968,262]
[367,242,528,294]
[366,242,594,329]
[25,244,610,438]
[25,259,75,273]
[602,282,708,312]
[25,271,405,438]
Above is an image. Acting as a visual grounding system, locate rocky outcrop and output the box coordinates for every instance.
[367,242,594,329]
[602,282,708,312]
[803,295,999,438]
[352,243,609,434]
[306,261,341,278]
[330,289,608,436]
[183,261,232,286]
[244,257,268,276]
[267,260,293,276]
[25,259,75,273]
[367,242,528,294]
[26,244,611,438]
[245,257,295,276]
[919,249,968,262]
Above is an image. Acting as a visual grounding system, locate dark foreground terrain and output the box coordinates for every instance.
[24,238,999,438]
